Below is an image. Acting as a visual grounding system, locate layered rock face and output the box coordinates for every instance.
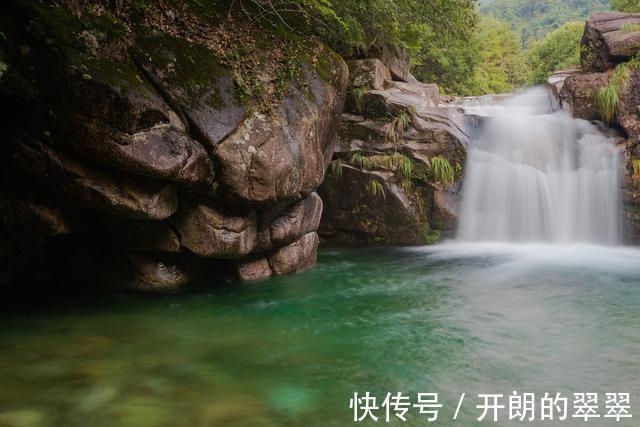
[0,1,348,290]
[319,52,469,245]
[581,12,640,71]
[551,12,640,242]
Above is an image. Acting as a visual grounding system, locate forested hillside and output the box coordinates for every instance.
[481,0,610,46]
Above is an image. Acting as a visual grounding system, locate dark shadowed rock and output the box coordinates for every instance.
[319,166,425,245]
[173,199,257,258]
[268,232,319,275]
[369,44,410,82]
[9,136,178,220]
[0,200,71,236]
[256,192,323,252]
[235,256,273,281]
[102,219,182,253]
[118,252,192,292]
[13,34,216,186]
[0,2,350,290]
[581,12,640,71]
[133,32,246,147]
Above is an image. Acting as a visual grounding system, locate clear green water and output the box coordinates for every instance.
[1,244,639,427]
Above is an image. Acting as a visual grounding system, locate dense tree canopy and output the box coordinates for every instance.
[234,0,629,94]
[471,17,528,94]
[481,0,609,46]
[526,21,585,84]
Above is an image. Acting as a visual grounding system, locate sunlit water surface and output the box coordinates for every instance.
[1,244,640,426]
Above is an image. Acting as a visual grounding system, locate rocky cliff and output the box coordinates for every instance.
[318,50,470,245]
[0,0,348,290]
[549,12,640,242]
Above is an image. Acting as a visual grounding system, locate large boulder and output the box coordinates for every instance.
[559,71,611,121]
[369,44,411,82]
[319,166,426,244]
[256,192,323,251]
[7,135,178,220]
[172,199,257,259]
[213,60,348,205]
[0,1,347,291]
[267,232,319,275]
[581,12,640,71]
[133,32,247,148]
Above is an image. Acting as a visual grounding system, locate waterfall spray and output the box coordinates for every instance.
[457,87,620,244]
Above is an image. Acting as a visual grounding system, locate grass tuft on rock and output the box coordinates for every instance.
[621,23,640,33]
[430,156,454,185]
[596,57,640,124]
[369,179,386,199]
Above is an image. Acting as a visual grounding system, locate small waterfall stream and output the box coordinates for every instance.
[457,87,620,244]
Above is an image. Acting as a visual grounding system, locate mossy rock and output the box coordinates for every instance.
[132,30,246,147]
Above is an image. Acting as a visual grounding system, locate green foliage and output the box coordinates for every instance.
[369,179,386,199]
[632,159,640,188]
[596,81,621,123]
[423,224,441,244]
[350,151,366,169]
[393,152,413,180]
[350,87,366,113]
[611,0,640,12]
[481,0,610,47]
[455,162,463,177]
[526,21,584,84]
[621,23,640,33]
[385,110,412,146]
[328,159,343,182]
[470,17,528,94]
[0,61,7,79]
[596,59,640,123]
[430,156,454,185]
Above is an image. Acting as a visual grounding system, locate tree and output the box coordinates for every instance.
[526,21,585,84]
[471,17,528,94]
[610,0,640,12]
[481,0,609,46]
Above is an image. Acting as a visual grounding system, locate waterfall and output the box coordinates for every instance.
[457,87,621,244]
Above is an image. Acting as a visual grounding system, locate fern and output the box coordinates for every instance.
[329,159,343,182]
[350,87,366,112]
[350,151,366,169]
[369,179,386,199]
[430,156,454,184]
[392,152,413,179]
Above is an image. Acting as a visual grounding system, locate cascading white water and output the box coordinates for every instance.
[457,87,621,244]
